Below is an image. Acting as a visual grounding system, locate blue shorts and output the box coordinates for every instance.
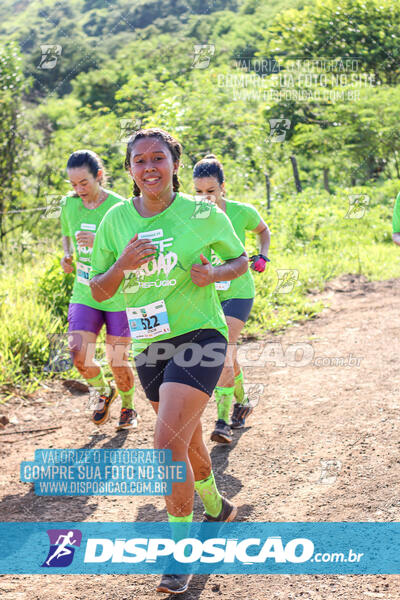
[221,297,254,323]
[68,303,131,337]
[134,329,227,403]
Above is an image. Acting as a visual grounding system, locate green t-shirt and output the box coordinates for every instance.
[60,190,127,311]
[90,193,246,355]
[393,192,400,233]
[212,199,261,301]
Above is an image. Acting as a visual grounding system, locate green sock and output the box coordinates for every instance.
[195,471,223,518]
[118,384,135,409]
[167,512,193,523]
[214,385,235,423]
[234,370,246,405]
[86,369,111,396]
[168,512,193,554]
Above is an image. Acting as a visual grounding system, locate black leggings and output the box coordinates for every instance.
[134,329,227,403]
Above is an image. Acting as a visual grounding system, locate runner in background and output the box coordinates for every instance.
[193,154,271,444]
[392,191,400,247]
[90,129,248,595]
[60,149,137,430]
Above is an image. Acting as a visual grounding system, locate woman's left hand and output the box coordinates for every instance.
[191,254,215,287]
[250,254,269,273]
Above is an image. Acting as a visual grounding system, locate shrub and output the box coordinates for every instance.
[37,254,74,325]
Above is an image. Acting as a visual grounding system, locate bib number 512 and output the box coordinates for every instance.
[141,316,160,330]
[126,299,171,340]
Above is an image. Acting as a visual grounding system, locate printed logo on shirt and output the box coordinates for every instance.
[210,250,230,291]
[123,233,178,292]
[210,249,223,267]
[76,225,95,257]
[78,246,93,256]
[136,251,178,280]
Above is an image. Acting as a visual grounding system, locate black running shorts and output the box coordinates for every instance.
[134,329,227,403]
[220,297,254,323]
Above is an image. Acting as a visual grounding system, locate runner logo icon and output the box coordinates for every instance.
[42,529,82,567]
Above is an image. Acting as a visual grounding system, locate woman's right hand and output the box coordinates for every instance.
[61,255,74,273]
[116,234,157,271]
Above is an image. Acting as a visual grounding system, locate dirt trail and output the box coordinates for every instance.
[1,274,400,599]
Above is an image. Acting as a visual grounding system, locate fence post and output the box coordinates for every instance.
[323,167,331,194]
[264,172,271,211]
[290,155,302,193]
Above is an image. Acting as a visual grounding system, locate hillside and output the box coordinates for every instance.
[0,0,311,97]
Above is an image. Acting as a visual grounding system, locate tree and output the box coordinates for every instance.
[0,42,29,258]
[267,0,400,85]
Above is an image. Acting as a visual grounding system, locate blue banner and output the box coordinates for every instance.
[1,522,399,574]
[20,449,186,496]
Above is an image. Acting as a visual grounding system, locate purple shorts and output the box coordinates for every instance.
[68,303,131,337]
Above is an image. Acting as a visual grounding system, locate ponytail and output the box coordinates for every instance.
[66,149,107,184]
[193,154,224,184]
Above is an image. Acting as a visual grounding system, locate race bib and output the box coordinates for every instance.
[126,300,171,340]
[215,281,231,291]
[77,262,91,286]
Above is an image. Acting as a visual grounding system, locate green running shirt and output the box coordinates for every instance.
[60,190,127,311]
[393,192,400,233]
[90,193,246,355]
[212,199,261,301]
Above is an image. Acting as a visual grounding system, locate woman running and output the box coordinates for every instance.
[392,190,400,247]
[60,149,137,430]
[89,129,248,594]
[193,154,271,444]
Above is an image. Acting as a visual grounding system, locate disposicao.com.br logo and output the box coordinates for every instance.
[0,522,388,575]
[42,529,82,567]
[38,529,316,570]
[84,534,314,565]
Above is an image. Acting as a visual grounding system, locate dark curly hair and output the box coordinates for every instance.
[124,128,182,197]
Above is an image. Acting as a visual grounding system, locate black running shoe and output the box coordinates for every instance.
[231,400,253,429]
[116,408,138,430]
[91,386,117,425]
[203,496,237,522]
[210,419,232,444]
[156,573,193,594]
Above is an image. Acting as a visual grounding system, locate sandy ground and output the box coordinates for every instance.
[1,274,400,599]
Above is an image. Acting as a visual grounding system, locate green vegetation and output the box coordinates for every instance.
[1,178,397,396]
[0,252,65,395]
[0,0,399,394]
